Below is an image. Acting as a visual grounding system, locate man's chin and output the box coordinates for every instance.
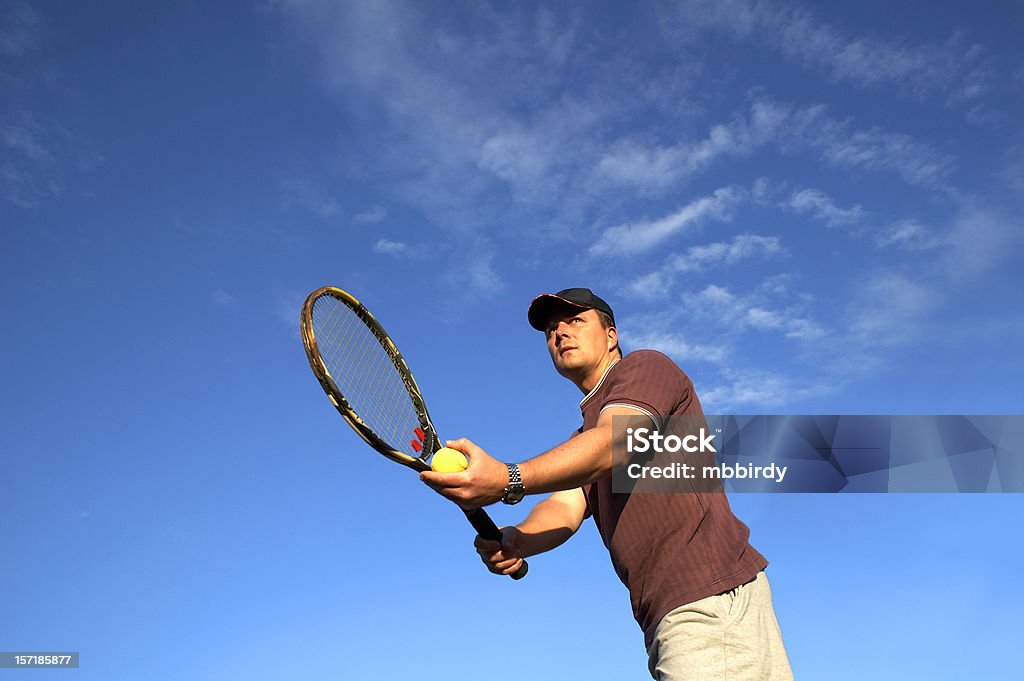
[554,362,581,379]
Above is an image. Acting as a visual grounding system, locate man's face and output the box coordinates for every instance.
[544,308,618,384]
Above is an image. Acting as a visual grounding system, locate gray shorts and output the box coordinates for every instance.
[647,571,793,680]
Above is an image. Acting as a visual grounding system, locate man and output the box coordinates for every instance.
[420,288,792,680]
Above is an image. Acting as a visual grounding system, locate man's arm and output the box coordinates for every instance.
[476,487,587,576]
[420,405,649,509]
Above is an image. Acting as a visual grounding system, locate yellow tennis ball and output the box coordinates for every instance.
[431,447,468,473]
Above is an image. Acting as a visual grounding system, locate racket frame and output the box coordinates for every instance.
[301,286,438,471]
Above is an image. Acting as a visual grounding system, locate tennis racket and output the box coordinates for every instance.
[300,286,528,580]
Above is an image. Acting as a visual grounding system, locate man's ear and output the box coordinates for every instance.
[607,326,618,352]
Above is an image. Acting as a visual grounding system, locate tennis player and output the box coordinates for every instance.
[421,288,792,680]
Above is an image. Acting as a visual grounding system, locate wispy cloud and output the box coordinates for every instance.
[846,271,939,347]
[680,284,826,342]
[876,220,936,251]
[701,368,832,411]
[597,98,954,196]
[666,0,993,103]
[623,329,730,364]
[0,111,66,207]
[439,239,503,299]
[1,160,57,207]
[595,99,790,192]
[373,238,413,257]
[272,0,1014,386]
[787,188,865,228]
[625,233,783,299]
[938,204,1023,280]
[590,186,744,257]
[0,1,42,57]
[280,178,342,220]
[352,205,388,224]
[274,290,309,336]
[620,278,826,390]
[275,0,963,288]
[212,290,235,305]
[1,114,52,162]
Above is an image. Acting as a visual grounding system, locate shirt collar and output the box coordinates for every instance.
[579,358,620,409]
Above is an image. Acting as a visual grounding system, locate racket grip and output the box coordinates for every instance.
[464,508,529,581]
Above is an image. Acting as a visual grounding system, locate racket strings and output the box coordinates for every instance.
[311,297,424,458]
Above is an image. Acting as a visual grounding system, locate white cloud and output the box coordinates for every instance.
[597,98,954,199]
[847,271,938,347]
[0,1,42,57]
[621,278,826,384]
[624,271,674,300]
[590,186,744,257]
[939,204,1023,280]
[0,112,65,207]
[624,233,783,299]
[689,283,737,308]
[681,284,826,342]
[438,241,503,297]
[280,178,342,220]
[1,114,52,163]
[674,234,784,272]
[812,124,954,188]
[1,160,58,207]
[373,238,412,257]
[624,330,730,364]
[212,290,234,305]
[667,0,992,103]
[352,205,388,224]
[274,290,309,337]
[787,188,865,227]
[876,220,936,251]
[595,99,789,191]
[478,129,555,194]
[701,368,830,411]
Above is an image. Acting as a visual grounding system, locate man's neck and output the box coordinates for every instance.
[574,353,620,394]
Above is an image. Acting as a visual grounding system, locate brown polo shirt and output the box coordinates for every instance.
[577,350,768,646]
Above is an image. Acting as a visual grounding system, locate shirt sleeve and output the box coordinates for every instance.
[596,350,699,427]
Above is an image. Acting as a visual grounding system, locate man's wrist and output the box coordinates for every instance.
[501,462,526,505]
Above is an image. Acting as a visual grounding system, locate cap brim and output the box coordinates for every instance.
[527,294,590,331]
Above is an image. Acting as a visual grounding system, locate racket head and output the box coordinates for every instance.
[300,286,439,471]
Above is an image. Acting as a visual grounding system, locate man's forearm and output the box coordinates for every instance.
[515,490,586,558]
[518,406,646,496]
[519,426,614,496]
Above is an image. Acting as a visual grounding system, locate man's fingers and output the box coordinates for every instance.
[419,470,465,488]
[481,553,521,575]
[500,558,524,575]
[474,536,501,551]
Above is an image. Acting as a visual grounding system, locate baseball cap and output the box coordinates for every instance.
[527,288,616,331]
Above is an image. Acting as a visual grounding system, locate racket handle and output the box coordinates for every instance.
[464,508,529,580]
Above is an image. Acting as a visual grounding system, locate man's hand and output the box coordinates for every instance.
[474,526,525,576]
[419,438,510,509]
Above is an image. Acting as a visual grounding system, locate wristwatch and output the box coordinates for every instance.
[501,462,526,505]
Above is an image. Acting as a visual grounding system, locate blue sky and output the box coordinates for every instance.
[2,1,1023,679]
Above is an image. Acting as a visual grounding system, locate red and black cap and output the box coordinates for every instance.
[527,288,616,331]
